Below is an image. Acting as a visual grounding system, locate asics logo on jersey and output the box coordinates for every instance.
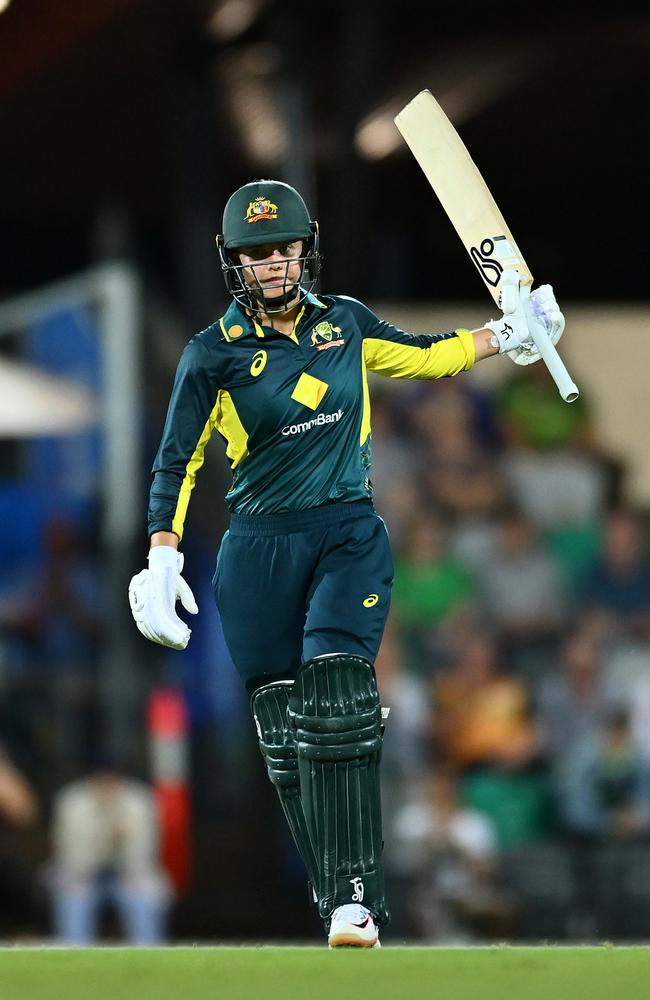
[250,350,268,376]
[363,594,379,607]
[281,410,343,436]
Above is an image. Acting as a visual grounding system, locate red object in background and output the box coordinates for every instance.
[148,687,191,894]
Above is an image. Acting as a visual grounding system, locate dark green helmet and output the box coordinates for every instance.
[216,179,322,315]
[221,179,314,249]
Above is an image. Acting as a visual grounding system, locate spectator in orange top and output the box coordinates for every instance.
[434,631,539,771]
[433,632,548,847]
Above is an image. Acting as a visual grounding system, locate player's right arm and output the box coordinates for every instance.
[148,339,222,541]
[129,338,222,650]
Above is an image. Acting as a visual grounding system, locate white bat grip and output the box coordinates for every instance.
[527,321,579,402]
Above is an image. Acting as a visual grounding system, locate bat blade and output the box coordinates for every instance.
[394,89,579,403]
[394,89,533,305]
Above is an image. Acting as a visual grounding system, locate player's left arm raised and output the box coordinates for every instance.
[349,272,564,377]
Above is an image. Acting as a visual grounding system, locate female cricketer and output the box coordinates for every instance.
[129,180,564,947]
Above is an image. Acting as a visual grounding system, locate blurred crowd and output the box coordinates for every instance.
[372,362,650,941]
[1,358,650,943]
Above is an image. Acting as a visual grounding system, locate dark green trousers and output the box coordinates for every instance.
[213,500,393,695]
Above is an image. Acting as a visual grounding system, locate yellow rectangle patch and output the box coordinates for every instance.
[291,372,328,410]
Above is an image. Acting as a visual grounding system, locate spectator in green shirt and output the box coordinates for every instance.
[392,512,476,673]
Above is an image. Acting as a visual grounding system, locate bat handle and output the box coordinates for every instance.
[528,319,579,403]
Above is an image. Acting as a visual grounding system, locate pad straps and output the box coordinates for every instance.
[252,681,320,899]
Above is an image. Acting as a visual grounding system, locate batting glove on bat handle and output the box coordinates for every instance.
[502,281,578,401]
[507,283,566,361]
[128,545,199,650]
[484,270,532,354]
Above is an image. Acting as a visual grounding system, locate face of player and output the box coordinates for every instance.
[236,240,304,306]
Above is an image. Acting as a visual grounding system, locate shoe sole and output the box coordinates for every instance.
[328,934,379,948]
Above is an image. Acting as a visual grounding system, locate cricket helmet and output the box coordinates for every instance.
[216,179,322,313]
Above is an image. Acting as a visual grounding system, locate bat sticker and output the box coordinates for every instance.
[470,237,505,287]
[470,234,525,287]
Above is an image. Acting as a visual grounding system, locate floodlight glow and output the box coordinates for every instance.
[207,0,263,41]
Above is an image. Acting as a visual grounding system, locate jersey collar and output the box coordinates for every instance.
[220,290,328,342]
[304,290,328,310]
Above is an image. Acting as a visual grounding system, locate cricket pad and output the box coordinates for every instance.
[252,681,320,898]
[287,654,389,925]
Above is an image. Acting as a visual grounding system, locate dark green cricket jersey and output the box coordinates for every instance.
[148,292,475,536]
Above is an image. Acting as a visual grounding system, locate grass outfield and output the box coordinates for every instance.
[1,946,650,1000]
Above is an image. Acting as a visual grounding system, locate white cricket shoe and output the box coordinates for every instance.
[328,904,380,948]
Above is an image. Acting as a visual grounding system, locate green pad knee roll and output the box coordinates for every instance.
[252,681,319,896]
[287,654,389,924]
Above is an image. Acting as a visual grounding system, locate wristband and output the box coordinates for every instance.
[484,318,517,354]
[148,546,182,571]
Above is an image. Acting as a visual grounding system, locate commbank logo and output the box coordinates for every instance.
[281,409,343,436]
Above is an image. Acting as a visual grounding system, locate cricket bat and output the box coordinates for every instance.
[394,89,579,402]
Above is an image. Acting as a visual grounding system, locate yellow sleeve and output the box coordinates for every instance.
[363,328,475,379]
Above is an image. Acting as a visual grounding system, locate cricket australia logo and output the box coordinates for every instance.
[350,877,364,902]
[310,321,345,352]
[244,195,279,223]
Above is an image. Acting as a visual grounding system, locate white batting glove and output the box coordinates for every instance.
[507,283,565,366]
[128,546,198,650]
[484,270,532,354]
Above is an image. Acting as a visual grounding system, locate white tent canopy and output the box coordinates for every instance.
[0,356,97,437]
